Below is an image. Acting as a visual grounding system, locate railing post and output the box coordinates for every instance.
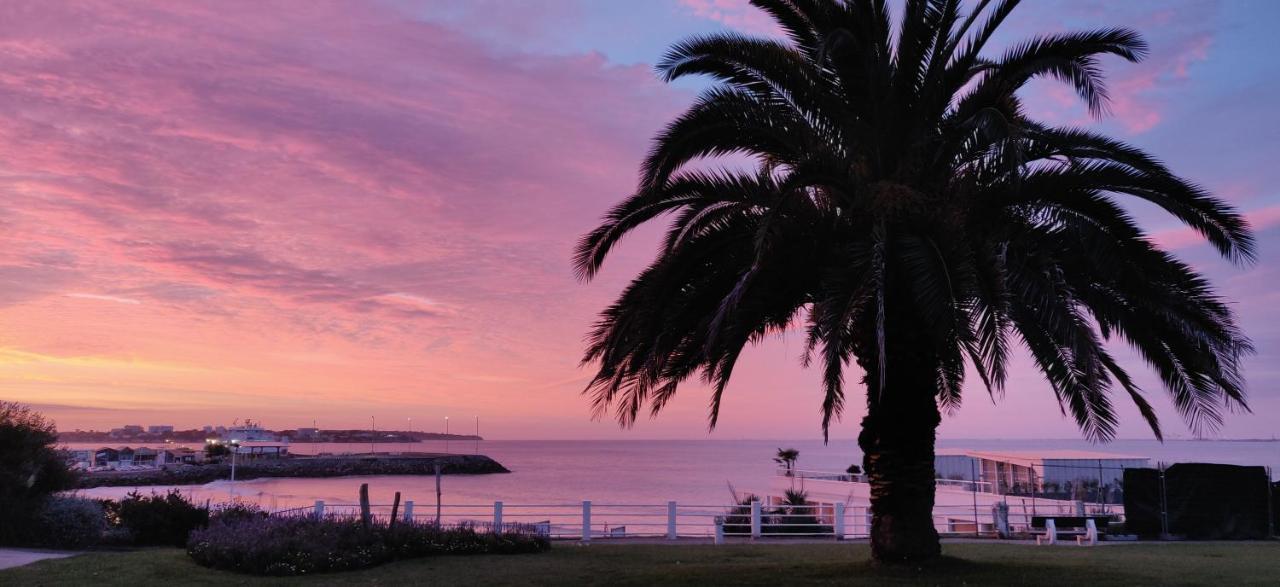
[667,501,678,540]
[403,500,414,523]
[714,516,725,545]
[492,501,504,532]
[834,503,845,540]
[313,500,324,520]
[993,502,1010,539]
[582,500,592,542]
[750,500,762,539]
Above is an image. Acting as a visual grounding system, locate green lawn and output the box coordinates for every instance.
[4,542,1278,586]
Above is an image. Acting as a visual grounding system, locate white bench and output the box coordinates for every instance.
[1036,518,1098,546]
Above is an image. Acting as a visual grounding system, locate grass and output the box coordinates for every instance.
[3,541,1278,586]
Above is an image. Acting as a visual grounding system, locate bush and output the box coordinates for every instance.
[115,490,209,546]
[210,502,268,525]
[188,515,549,576]
[29,497,107,548]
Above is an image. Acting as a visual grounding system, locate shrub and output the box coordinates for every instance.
[210,502,268,525]
[29,497,107,549]
[722,494,759,535]
[116,490,209,546]
[769,489,832,535]
[188,515,549,576]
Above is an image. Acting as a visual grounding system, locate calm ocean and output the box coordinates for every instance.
[68,438,1279,512]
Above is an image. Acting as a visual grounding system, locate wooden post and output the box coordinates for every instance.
[403,500,414,523]
[389,491,402,528]
[833,503,845,540]
[494,501,504,532]
[434,463,443,525]
[313,500,325,520]
[359,483,372,527]
[581,500,592,542]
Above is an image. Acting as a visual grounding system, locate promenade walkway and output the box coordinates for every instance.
[0,548,77,570]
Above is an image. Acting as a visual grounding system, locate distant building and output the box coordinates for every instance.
[132,447,159,466]
[109,425,145,438]
[94,447,119,467]
[221,420,278,442]
[296,427,320,438]
[162,448,200,465]
[202,425,214,434]
[934,449,1150,494]
[148,425,174,434]
[232,441,289,458]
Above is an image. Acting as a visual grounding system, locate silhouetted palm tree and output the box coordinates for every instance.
[575,0,1252,562]
[774,447,800,476]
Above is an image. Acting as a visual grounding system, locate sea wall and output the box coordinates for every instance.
[75,454,509,488]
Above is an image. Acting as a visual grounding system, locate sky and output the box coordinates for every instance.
[1,0,1278,441]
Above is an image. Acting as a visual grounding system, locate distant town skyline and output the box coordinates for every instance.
[2,0,1279,440]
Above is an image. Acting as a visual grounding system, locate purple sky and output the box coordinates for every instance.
[0,0,1277,440]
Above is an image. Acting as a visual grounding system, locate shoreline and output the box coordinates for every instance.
[74,453,509,489]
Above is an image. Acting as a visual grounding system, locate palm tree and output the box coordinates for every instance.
[574,0,1252,562]
[774,447,800,476]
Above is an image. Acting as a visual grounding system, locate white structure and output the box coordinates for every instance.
[232,440,290,458]
[934,449,1149,494]
[220,420,279,442]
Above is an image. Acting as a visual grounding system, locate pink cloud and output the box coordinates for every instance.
[678,0,781,36]
[0,0,693,433]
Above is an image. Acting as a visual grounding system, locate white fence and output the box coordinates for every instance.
[780,468,995,494]
[278,499,1124,542]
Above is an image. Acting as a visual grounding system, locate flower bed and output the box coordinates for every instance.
[187,514,549,576]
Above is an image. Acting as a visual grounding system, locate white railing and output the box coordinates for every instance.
[780,469,995,494]
[280,498,1123,542]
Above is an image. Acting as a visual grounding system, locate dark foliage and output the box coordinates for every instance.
[0,402,75,503]
[0,402,78,546]
[204,443,231,459]
[16,497,107,549]
[722,490,833,536]
[210,502,270,525]
[112,490,210,546]
[187,515,549,576]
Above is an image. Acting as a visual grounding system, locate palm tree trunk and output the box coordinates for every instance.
[859,380,942,562]
[857,309,943,562]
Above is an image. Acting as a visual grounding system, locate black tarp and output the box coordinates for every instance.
[1124,463,1271,539]
[1122,467,1163,537]
[1272,482,1279,536]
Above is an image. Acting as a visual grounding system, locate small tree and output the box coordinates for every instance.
[0,401,73,502]
[0,401,75,545]
[204,443,231,460]
[773,447,799,476]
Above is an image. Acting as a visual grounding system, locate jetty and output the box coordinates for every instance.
[74,453,508,488]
